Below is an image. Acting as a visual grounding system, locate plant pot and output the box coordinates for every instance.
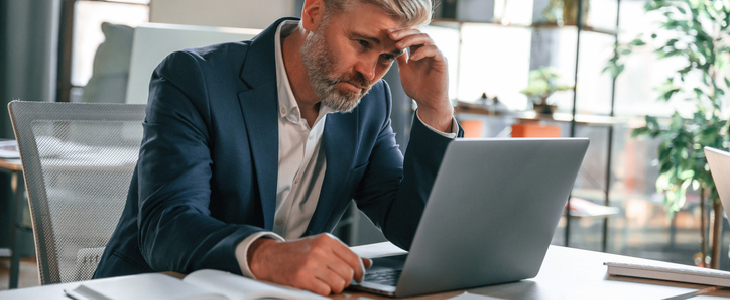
[533,103,558,115]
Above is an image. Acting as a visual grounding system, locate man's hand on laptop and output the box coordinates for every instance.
[248,233,373,295]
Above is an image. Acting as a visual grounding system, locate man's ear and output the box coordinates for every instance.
[301,0,326,32]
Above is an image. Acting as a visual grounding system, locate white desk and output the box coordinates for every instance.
[1,243,729,299]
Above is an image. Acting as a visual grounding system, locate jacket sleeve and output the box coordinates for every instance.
[136,51,263,274]
[353,81,464,250]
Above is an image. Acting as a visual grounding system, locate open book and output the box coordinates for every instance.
[65,269,326,300]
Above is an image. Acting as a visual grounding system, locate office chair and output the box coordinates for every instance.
[8,101,145,284]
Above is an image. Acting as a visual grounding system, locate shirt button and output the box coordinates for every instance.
[275,219,284,226]
[280,108,286,115]
[308,135,314,140]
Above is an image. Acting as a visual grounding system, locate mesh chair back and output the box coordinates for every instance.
[8,101,145,284]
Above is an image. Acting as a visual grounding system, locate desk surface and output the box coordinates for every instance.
[2,243,729,300]
[337,243,730,300]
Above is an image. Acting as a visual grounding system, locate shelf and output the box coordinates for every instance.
[431,19,617,35]
[455,101,636,126]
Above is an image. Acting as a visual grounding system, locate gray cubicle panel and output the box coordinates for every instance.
[125,23,261,104]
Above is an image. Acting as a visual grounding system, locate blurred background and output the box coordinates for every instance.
[1,0,729,289]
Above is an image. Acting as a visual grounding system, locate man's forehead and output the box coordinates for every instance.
[348,28,406,57]
[348,27,399,51]
[350,24,407,38]
[343,16,413,40]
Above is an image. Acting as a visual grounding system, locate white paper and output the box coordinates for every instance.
[184,269,325,300]
[72,273,223,300]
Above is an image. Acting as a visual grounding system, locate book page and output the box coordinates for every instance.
[72,273,225,300]
[184,269,325,300]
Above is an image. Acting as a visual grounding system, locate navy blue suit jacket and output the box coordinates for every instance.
[94,18,463,278]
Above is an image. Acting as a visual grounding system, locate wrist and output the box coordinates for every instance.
[248,238,276,279]
[417,105,453,132]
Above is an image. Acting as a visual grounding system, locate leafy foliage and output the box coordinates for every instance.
[604,38,644,79]
[629,0,730,213]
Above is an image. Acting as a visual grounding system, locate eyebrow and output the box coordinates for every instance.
[352,32,404,57]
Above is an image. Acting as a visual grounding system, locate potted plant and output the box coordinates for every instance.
[616,0,730,269]
[519,67,574,115]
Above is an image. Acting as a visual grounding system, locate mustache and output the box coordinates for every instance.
[334,72,372,91]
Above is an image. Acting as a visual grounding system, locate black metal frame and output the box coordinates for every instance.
[565,0,621,253]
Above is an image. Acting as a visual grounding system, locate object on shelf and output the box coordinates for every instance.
[511,121,561,137]
[567,197,619,218]
[460,120,484,138]
[455,99,506,116]
[532,103,558,115]
[542,0,590,26]
[476,93,508,113]
[520,67,574,116]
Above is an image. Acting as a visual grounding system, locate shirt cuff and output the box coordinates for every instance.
[234,231,285,278]
[416,111,459,139]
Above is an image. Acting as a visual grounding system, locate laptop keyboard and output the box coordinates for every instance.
[364,269,402,285]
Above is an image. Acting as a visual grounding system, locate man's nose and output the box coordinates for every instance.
[354,59,376,81]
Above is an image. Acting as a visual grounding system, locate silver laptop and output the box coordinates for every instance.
[350,137,589,297]
[704,147,730,216]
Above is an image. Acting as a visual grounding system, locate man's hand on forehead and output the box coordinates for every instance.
[386,27,454,132]
[387,28,442,62]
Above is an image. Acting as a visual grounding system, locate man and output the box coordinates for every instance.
[94,0,463,295]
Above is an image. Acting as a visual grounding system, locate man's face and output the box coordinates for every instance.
[300,3,405,113]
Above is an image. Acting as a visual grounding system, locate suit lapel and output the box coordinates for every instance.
[237,17,297,230]
[307,111,358,234]
[238,88,278,230]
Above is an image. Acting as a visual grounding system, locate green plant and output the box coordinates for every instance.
[519,67,574,105]
[624,0,730,269]
[603,38,645,79]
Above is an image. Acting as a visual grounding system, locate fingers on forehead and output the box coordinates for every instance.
[396,34,435,49]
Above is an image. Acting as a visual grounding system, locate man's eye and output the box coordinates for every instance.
[358,40,369,48]
[381,54,395,62]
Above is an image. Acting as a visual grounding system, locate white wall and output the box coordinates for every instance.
[150,0,298,29]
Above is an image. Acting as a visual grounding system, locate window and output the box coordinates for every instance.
[425,1,730,268]
[58,0,149,102]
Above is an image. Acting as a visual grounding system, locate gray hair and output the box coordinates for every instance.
[323,0,433,27]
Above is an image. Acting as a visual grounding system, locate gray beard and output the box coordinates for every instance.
[300,28,371,113]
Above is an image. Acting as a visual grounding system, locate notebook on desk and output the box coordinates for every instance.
[350,137,590,297]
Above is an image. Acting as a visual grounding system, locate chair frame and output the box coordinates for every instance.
[8,101,145,284]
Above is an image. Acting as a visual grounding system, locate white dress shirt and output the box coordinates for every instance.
[235,20,458,278]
